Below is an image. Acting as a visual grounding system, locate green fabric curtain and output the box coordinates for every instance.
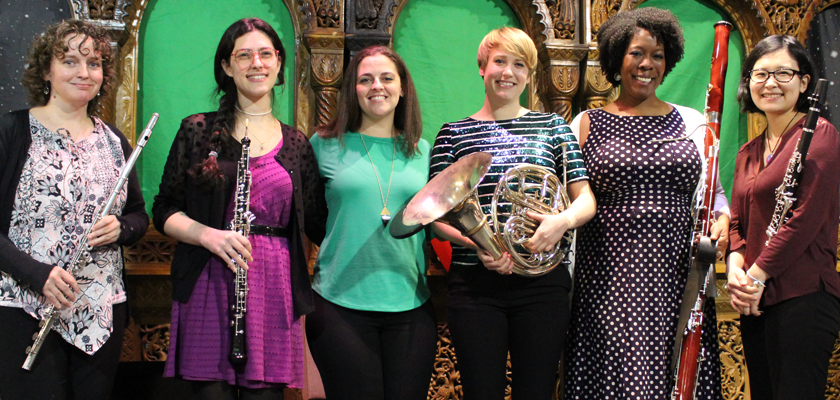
[137,0,295,213]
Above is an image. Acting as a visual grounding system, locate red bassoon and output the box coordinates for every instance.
[671,21,732,400]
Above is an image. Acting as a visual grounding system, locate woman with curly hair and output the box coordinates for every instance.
[565,8,729,399]
[0,20,148,400]
[153,18,326,399]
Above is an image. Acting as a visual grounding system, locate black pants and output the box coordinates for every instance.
[190,381,285,400]
[0,303,127,400]
[305,293,437,400]
[741,289,840,400]
[447,283,569,400]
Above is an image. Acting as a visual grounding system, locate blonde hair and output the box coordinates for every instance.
[477,27,538,73]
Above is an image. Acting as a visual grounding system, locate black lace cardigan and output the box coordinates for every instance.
[0,109,148,294]
[152,112,326,318]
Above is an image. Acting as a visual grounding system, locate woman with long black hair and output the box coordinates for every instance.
[153,18,325,399]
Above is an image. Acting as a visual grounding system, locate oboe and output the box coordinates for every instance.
[671,21,731,400]
[765,79,829,245]
[229,119,255,367]
[22,113,159,370]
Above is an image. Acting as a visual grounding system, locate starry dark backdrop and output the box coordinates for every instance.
[807,5,839,131]
[0,0,72,114]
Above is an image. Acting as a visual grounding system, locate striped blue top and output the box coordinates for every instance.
[429,111,588,269]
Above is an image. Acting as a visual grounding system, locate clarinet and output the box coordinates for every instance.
[671,21,731,400]
[229,120,255,367]
[22,113,159,370]
[765,78,829,245]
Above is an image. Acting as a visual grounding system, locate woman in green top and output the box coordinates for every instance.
[306,45,435,400]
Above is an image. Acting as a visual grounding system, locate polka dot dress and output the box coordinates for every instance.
[565,109,723,399]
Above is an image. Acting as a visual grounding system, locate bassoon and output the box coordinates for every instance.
[229,120,255,367]
[765,78,829,245]
[22,113,159,370]
[670,21,731,400]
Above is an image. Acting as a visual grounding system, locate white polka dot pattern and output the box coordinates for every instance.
[565,109,723,399]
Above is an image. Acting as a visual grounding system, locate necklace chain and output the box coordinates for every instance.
[238,117,278,152]
[358,133,396,224]
[766,112,799,163]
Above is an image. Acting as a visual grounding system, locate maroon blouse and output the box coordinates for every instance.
[729,116,840,307]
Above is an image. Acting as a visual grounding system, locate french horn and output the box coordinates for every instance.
[389,150,574,277]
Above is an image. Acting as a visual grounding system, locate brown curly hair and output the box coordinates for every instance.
[22,20,115,115]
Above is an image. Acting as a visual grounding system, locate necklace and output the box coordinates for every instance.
[765,112,799,163]
[235,105,273,116]
[239,117,278,152]
[358,133,397,226]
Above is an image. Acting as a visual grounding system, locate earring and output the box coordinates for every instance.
[614,73,621,82]
[44,83,50,95]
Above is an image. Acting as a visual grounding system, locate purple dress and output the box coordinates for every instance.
[164,139,304,389]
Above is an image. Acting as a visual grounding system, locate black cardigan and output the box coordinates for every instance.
[152,112,326,318]
[0,109,148,293]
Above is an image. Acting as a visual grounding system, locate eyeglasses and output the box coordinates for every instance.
[748,68,801,83]
[230,48,280,70]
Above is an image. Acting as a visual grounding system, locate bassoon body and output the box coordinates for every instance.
[765,78,829,245]
[229,122,255,367]
[671,21,731,400]
[22,113,159,370]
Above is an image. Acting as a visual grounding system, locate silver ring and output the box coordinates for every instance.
[226,247,233,253]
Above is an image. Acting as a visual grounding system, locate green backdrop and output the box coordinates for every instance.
[137,0,295,214]
[136,0,748,212]
[393,0,522,145]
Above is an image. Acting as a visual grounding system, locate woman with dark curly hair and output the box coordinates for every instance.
[565,8,729,399]
[0,20,148,400]
[727,35,840,400]
[153,18,326,399]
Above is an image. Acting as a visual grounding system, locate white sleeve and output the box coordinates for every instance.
[674,103,731,217]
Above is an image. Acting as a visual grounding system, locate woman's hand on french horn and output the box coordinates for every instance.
[200,227,253,273]
[524,211,571,253]
[477,250,513,275]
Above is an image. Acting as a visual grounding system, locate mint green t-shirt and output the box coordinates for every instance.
[310,133,431,312]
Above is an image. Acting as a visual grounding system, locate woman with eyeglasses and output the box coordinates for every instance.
[727,35,840,400]
[153,18,326,399]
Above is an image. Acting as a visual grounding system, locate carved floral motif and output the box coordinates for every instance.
[546,0,577,40]
[316,0,341,28]
[356,0,385,29]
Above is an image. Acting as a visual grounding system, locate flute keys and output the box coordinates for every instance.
[25,346,32,353]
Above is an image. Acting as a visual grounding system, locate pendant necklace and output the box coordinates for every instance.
[765,112,799,164]
[359,132,396,226]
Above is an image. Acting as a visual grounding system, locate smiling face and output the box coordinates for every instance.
[480,48,530,105]
[618,29,666,102]
[221,30,282,101]
[44,34,103,110]
[749,49,809,118]
[356,54,403,124]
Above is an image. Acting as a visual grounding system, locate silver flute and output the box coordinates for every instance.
[22,113,159,370]
[229,122,254,367]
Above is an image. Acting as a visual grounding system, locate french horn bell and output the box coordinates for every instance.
[389,151,574,277]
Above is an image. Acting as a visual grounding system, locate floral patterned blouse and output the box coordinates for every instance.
[0,114,127,354]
